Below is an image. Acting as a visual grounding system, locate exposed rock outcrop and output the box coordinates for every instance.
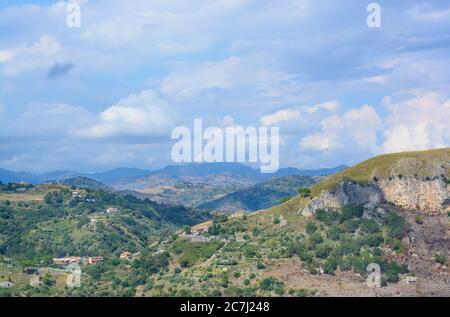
[378,177,449,213]
[302,176,449,215]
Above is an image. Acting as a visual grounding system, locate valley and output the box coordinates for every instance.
[0,149,448,297]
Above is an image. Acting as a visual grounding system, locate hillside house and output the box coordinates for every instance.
[106,207,119,215]
[191,224,210,236]
[15,187,27,192]
[52,257,82,266]
[120,251,132,260]
[231,211,245,219]
[87,256,104,265]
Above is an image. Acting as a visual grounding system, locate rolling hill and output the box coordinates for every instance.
[61,177,114,192]
[198,175,317,213]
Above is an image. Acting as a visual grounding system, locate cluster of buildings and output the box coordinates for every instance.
[52,256,104,266]
[191,223,210,236]
[0,181,32,193]
[106,207,119,215]
[119,251,140,260]
[231,211,245,219]
[72,191,96,203]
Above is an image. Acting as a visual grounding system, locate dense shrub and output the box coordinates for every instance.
[360,219,380,234]
[314,243,333,259]
[309,232,323,247]
[305,222,318,235]
[385,213,408,239]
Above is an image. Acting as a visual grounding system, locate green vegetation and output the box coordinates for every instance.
[172,240,222,267]
[298,188,312,198]
[2,148,443,297]
[0,183,208,266]
[286,205,409,282]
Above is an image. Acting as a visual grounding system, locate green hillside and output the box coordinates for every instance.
[0,184,209,263]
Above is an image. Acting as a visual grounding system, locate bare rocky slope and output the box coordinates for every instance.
[302,148,450,216]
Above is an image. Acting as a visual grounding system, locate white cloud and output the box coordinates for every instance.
[382,91,450,153]
[80,90,177,139]
[260,109,301,126]
[260,101,337,126]
[162,57,241,99]
[300,105,383,152]
[408,4,450,22]
[9,103,94,139]
[302,101,339,114]
[161,55,302,100]
[0,35,62,75]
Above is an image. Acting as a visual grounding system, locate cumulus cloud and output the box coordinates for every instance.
[260,101,337,127]
[80,90,177,139]
[0,35,62,75]
[300,105,383,152]
[260,109,301,126]
[382,91,450,153]
[302,101,339,114]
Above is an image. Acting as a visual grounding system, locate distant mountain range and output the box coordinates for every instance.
[0,163,347,188]
[0,167,150,185]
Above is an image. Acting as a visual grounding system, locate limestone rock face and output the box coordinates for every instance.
[303,177,449,215]
[378,178,449,214]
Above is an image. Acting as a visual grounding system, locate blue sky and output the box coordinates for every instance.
[0,0,450,172]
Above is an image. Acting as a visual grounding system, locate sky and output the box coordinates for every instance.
[0,0,450,173]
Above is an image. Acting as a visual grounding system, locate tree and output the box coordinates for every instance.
[305,222,318,235]
[298,188,311,198]
[279,197,292,204]
[183,225,191,235]
[309,232,323,247]
[360,219,380,234]
[315,243,333,259]
[44,193,53,205]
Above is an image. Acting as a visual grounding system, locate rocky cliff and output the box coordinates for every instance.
[303,176,449,216]
[302,148,450,215]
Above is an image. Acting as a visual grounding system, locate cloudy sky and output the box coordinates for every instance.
[0,0,449,173]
